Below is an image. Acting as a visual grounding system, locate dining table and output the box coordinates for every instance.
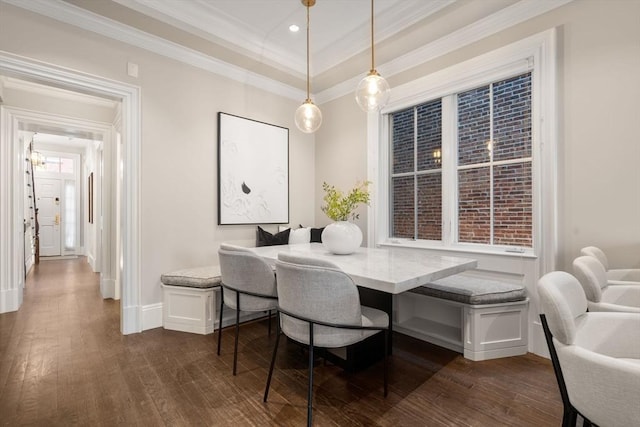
[248,242,477,370]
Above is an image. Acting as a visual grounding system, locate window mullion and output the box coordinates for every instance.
[413,107,418,240]
[489,82,495,246]
[441,95,455,246]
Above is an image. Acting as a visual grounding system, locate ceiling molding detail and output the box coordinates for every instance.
[2,0,305,101]
[3,0,573,105]
[113,0,456,76]
[316,0,574,104]
[314,1,455,75]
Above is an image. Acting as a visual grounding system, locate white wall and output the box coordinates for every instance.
[0,4,316,310]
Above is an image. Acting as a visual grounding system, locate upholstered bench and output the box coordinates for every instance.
[161,266,222,335]
[394,274,529,361]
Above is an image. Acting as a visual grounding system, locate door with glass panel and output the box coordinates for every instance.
[34,153,80,257]
[36,178,62,256]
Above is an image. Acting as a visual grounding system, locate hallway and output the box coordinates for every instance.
[0,258,563,426]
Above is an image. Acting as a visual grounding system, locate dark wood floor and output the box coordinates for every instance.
[0,258,563,426]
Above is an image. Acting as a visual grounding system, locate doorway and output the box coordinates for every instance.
[0,52,141,334]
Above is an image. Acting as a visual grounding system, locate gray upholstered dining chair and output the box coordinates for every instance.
[580,246,640,284]
[537,271,640,427]
[263,253,390,427]
[572,255,640,312]
[217,243,278,375]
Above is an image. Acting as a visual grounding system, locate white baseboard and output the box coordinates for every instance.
[0,287,21,313]
[25,257,34,276]
[122,304,141,334]
[142,302,163,331]
[87,253,96,271]
[100,277,115,299]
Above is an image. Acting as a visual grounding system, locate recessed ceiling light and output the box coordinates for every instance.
[289,24,299,32]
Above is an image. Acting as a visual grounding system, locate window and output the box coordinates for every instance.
[390,72,532,249]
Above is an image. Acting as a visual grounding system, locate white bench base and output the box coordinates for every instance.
[161,284,272,335]
[162,283,218,335]
[394,292,529,361]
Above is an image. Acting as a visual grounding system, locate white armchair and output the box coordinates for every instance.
[580,246,640,285]
[537,271,640,427]
[573,255,640,312]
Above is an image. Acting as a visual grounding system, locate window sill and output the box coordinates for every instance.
[377,239,538,260]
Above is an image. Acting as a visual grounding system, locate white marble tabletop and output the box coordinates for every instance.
[247,243,477,294]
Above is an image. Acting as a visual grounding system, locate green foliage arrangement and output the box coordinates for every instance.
[321,181,371,222]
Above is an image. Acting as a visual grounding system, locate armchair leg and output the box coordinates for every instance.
[263,313,281,402]
[216,290,224,356]
[233,291,240,376]
[307,323,314,427]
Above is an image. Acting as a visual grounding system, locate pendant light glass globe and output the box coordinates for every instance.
[295,0,321,134]
[355,70,390,112]
[295,99,322,134]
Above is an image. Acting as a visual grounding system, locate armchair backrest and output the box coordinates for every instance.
[275,253,362,346]
[537,271,588,345]
[573,255,608,302]
[218,244,277,305]
[580,246,609,270]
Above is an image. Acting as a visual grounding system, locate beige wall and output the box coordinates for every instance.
[0,4,316,307]
[315,0,640,272]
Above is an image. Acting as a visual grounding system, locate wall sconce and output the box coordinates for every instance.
[31,151,45,167]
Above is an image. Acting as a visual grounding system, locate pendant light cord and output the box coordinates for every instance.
[370,0,375,72]
[306,2,311,101]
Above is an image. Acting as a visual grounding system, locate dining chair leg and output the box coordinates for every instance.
[383,328,389,398]
[307,323,314,427]
[263,313,281,403]
[233,291,240,376]
[561,408,577,427]
[216,289,224,356]
[268,309,272,336]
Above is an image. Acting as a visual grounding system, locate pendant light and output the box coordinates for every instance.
[294,0,322,133]
[355,0,390,112]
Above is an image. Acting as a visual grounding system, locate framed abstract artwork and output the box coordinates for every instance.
[217,112,289,225]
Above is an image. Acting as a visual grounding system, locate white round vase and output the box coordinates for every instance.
[321,221,363,255]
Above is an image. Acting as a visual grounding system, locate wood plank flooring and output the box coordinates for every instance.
[0,258,563,426]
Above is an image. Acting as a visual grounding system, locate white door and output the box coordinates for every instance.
[36,178,61,256]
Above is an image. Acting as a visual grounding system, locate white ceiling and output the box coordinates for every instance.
[111,0,455,76]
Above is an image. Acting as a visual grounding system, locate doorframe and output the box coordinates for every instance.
[0,51,142,334]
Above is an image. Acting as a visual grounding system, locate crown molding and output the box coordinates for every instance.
[112,0,307,78]
[3,0,573,105]
[2,0,305,101]
[313,0,456,76]
[316,0,574,104]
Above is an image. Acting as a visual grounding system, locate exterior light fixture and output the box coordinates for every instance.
[355,0,390,112]
[294,0,322,133]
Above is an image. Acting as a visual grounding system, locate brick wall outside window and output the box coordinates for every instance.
[390,72,532,248]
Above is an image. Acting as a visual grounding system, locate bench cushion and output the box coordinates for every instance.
[411,275,526,305]
[160,266,222,289]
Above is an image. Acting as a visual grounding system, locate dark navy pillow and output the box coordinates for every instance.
[310,227,324,243]
[256,226,291,247]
